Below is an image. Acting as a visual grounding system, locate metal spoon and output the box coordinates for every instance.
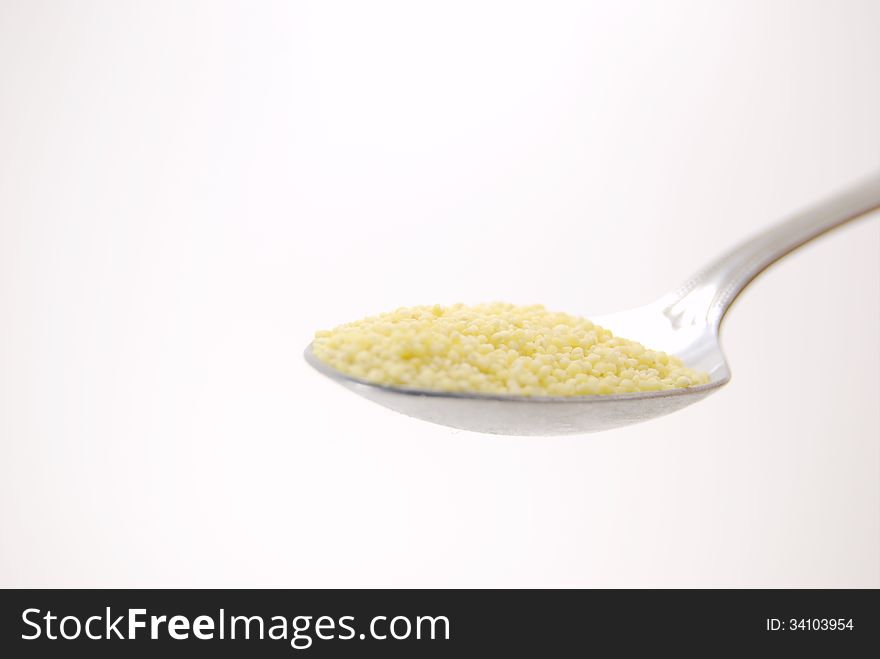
[305,176,880,435]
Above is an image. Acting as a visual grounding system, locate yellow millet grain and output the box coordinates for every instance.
[313,303,709,396]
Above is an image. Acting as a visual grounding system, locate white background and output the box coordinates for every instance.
[1,0,878,587]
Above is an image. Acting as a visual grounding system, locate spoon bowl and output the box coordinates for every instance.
[306,176,879,435]
[304,300,732,435]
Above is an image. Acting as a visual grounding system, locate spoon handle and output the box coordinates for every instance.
[662,174,880,331]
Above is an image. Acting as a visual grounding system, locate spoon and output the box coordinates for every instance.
[305,176,880,435]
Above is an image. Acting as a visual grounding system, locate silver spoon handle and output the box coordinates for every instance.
[662,174,880,331]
